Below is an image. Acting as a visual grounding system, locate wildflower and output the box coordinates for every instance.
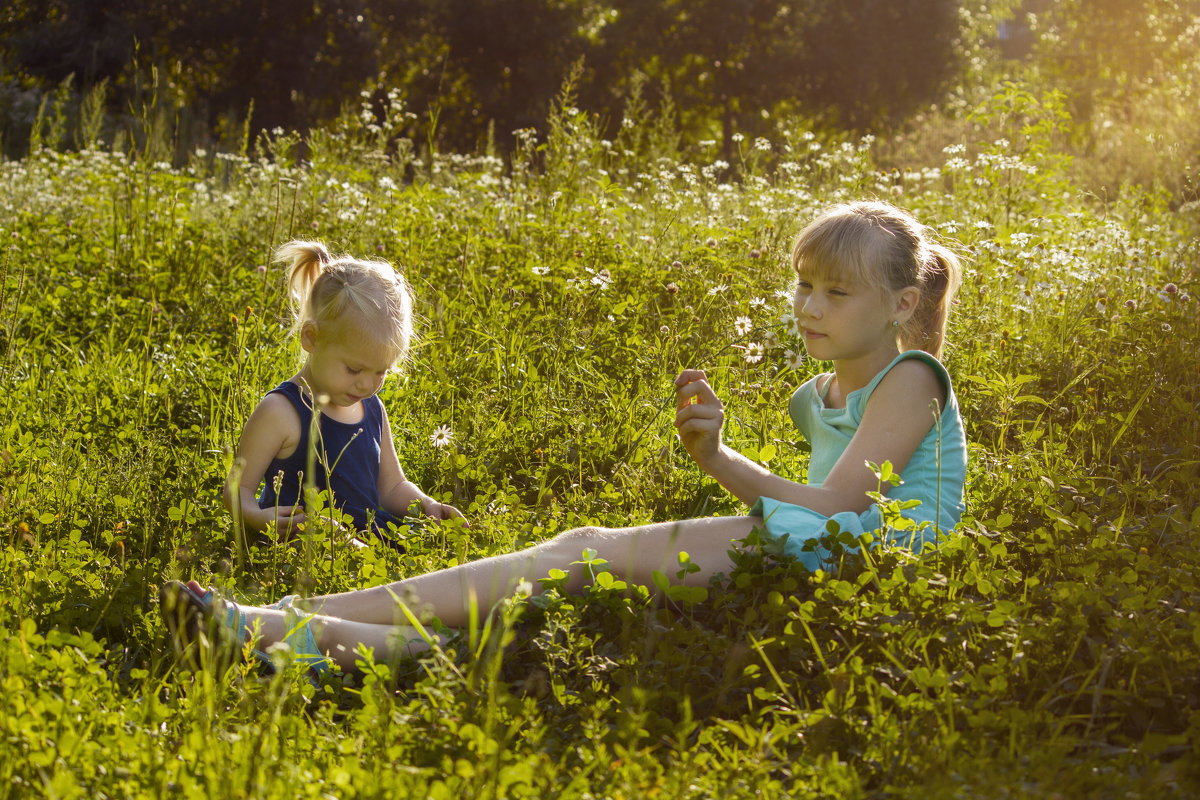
[749,249,762,259]
[706,238,718,248]
[784,349,804,370]
[734,316,753,336]
[532,266,550,275]
[256,264,268,274]
[659,325,670,335]
[707,284,729,296]
[1124,299,1137,311]
[591,269,613,289]
[781,312,800,337]
[731,133,745,143]
[665,282,679,295]
[430,425,453,448]
[764,330,779,348]
[1159,283,1179,301]
[1095,297,1108,314]
[743,342,764,363]
[750,297,766,309]
[1161,322,1172,333]
[671,261,683,269]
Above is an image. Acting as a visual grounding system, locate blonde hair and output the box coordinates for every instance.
[274,240,414,366]
[792,201,962,358]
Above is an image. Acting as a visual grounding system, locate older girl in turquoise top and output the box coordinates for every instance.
[166,201,965,673]
[224,241,465,543]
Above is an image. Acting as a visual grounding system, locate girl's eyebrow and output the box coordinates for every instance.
[345,359,386,372]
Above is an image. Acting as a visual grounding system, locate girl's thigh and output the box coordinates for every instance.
[550,515,762,588]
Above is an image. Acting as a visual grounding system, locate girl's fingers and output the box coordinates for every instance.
[674,368,708,387]
[675,379,722,410]
[675,417,724,439]
[675,399,723,426]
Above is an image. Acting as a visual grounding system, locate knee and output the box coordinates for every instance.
[551,524,608,552]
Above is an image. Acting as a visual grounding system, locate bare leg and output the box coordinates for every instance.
[295,516,762,627]
[188,516,761,670]
[180,581,441,671]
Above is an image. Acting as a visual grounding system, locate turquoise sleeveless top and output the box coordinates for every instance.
[750,350,967,570]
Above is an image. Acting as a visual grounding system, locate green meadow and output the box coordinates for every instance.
[1,81,1198,797]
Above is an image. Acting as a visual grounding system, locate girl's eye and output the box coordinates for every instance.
[347,367,362,375]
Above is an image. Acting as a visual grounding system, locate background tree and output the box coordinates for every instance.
[2,0,971,157]
[370,0,593,153]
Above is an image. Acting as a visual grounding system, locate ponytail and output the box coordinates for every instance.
[906,243,962,359]
[277,241,333,331]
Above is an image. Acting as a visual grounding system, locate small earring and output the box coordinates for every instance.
[891,319,900,328]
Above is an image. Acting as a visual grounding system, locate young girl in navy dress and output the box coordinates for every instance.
[165,201,965,674]
[226,241,465,544]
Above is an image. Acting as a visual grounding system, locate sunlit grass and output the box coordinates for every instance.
[0,84,1197,797]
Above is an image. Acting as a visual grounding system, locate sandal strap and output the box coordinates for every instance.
[281,608,332,676]
[266,594,299,611]
[207,589,272,666]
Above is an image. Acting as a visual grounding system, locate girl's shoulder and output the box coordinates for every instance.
[246,385,306,434]
[856,351,951,421]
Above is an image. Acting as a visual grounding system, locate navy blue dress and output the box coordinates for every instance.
[256,381,404,546]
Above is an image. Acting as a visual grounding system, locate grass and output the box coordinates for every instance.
[0,85,1198,798]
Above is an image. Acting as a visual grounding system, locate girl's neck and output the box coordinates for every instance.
[828,346,902,404]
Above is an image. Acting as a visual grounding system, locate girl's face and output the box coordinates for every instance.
[792,268,904,364]
[300,323,395,408]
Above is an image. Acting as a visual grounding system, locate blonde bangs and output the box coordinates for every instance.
[792,216,892,292]
[321,308,410,371]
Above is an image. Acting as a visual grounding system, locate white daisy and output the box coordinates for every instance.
[743,342,764,364]
[781,312,801,337]
[430,425,453,448]
[734,316,753,336]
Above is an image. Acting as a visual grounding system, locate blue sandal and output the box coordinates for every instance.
[161,582,331,679]
[279,607,332,678]
[160,580,272,670]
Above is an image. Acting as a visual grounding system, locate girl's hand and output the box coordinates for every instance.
[674,369,725,467]
[420,496,469,526]
[270,504,307,538]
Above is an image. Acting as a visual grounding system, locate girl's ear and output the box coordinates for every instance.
[893,286,920,325]
[300,321,319,353]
